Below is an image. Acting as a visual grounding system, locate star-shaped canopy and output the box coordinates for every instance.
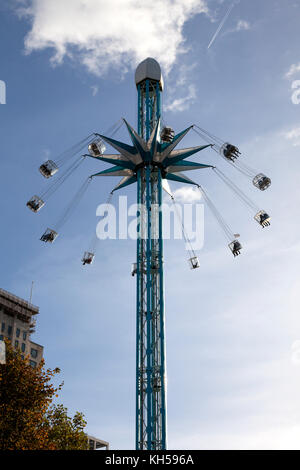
[88,118,212,192]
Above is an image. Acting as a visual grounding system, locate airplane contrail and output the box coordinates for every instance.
[207,1,236,49]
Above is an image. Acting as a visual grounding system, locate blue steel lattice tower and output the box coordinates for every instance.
[135,59,167,450]
[86,58,212,450]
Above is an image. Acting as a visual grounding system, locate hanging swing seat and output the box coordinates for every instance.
[229,240,242,257]
[40,228,58,243]
[26,195,45,213]
[253,173,271,191]
[88,138,106,157]
[188,256,200,269]
[220,142,241,161]
[131,262,148,276]
[151,259,159,272]
[254,210,271,227]
[131,263,137,276]
[160,127,175,143]
[39,160,58,178]
[152,377,161,391]
[82,251,95,265]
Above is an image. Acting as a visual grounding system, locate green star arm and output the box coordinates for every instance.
[163,145,212,166]
[165,160,213,173]
[164,171,198,186]
[91,167,133,177]
[112,175,137,192]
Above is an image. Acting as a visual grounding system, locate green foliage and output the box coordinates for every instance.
[43,404,89,450]
[0,339,88,450]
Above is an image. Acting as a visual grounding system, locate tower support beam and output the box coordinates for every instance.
[91,58,211,450]
[136,68,166,450]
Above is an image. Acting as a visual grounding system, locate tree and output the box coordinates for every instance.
[0,339,88,450]
[43,404,89,450]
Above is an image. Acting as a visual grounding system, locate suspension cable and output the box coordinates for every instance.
[104,119,124,138]
[196,184,235,243]
[212,167,259,213]
[193,124,224,146]
[36,119,124,206]
[87,190,115,254]
[55,134,95,166]
[53,177,93,231]
[40,155,87,200]
[227,159,257,178]
[168,192,198,260]
[193,126,262,181]
[53,118,123,168]
[193,126,217,146]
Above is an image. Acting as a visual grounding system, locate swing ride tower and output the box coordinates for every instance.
[132,59,212,449]
[27,57,272,452]
[88,58,213,450]
[135,59,166,450]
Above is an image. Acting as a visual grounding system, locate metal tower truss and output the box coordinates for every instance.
[137,78,161,139]
[136,158,166,450]
[136,73,165,450]
[87,59,213,449]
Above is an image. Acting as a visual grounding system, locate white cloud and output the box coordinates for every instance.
[235,19,250,31]
[163,62,198,112]
[172,186,202,203]
[291,340,300,366]
[165,84,197,112]
[225,19,251,35]
[285,63,300,79]
[175,63,198,88]
[285,127,300,139]
[283,126,300,146]
[90,85,98,96]
[16,0,208,76]
[162,184,202,204]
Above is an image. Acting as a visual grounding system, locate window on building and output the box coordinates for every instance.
[16,328,20,338]
[15,340,19,348]
[21,343,26,353]
[0,335,3,341]
[29,360,37,368]
[23,332,27,341]
[31,348,38,359]
[7,326,12,336]
[1,323,5,333]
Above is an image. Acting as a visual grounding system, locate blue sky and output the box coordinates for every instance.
[1,0,300,450]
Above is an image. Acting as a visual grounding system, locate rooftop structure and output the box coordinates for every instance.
[87,435,109,450]
[0,288,44,367]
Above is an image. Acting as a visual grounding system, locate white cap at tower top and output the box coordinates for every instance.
[135,58,164,91]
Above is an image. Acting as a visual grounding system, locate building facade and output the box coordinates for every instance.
[87,435,109,450]
[0,288,44,367]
